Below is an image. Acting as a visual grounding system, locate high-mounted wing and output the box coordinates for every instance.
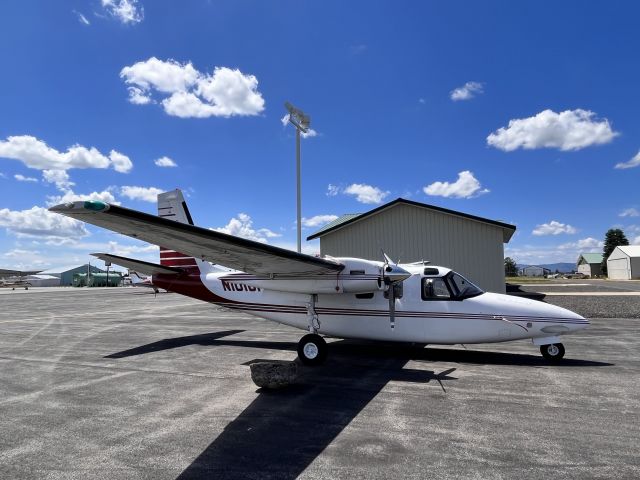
[50,201,344,276]
[90,253,181,277]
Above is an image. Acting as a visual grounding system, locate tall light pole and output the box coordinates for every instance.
[285,102,310,254]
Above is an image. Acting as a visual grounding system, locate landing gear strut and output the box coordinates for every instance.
[297,334,327,366]
[540,343,565,361]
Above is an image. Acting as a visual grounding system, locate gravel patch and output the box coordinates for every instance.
[544,296,640,319]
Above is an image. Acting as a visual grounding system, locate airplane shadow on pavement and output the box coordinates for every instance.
[104,332,612,480]
[176,343,457,480]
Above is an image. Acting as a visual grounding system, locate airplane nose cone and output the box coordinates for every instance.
[545,303,589,331]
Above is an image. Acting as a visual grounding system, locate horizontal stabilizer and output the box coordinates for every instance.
[91,253,181,276]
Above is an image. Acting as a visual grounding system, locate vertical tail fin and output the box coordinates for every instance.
[157,189,213,274]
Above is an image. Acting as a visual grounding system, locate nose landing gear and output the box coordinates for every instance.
[297,334,327,366]
[540,343,565,361]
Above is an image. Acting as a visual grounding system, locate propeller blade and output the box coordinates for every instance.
[381,249,393,266]
[388,283,395,330]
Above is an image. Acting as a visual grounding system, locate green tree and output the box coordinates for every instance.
[601,228,629,276]
[504,257,518,277]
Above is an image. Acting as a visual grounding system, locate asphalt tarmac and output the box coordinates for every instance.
[0,287,638,479]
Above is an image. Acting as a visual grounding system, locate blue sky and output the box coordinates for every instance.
[1,0,639,271]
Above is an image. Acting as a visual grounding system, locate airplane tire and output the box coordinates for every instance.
[540,343,565,361]
[297,334,327,366]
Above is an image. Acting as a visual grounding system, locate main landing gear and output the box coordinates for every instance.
[297,334,328,366]
[540,343,565,361]
[297,294,328,366]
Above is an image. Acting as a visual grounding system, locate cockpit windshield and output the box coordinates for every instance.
[448,272,483,299]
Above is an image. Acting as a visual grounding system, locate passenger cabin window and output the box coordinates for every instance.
[422,278,451,300]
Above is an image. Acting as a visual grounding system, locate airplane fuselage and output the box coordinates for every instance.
[153,263,588,345]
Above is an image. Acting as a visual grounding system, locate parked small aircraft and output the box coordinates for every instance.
[0,269,40,290]
[50,190,589,365]
[127,270,162,293]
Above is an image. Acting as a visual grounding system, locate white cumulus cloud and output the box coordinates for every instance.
[102,0,144,24]
[301,215,338,228]
[214,213,281,243]
[121,57,199,94]
[154,156,177,167]
[576,237,604,249]
[423,171,489,199]
[487,109,618,151]
[620,208,640,217]
[326,184,339,197]
[532,220,578,236]
[0,135,132,173]
[127,86,152,105]
[14,174,38,183]
[0,206,89,239]
[450,81,483,101]
[47,189,118,207]
[120,186,163,203]
[344,183,389,204]
[42,169,74,190]
[120,57,265,118]
[614,151,640,170]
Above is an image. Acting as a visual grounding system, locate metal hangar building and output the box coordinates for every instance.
[307,198,516,293]
[606,245,640,280]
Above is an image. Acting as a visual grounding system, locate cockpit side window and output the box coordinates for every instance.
[421,277,452,300]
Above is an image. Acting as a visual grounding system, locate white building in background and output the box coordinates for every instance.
[25,274,60,287]
[606,246,640,280]
[521,265,550,277]
[577,253,604,277]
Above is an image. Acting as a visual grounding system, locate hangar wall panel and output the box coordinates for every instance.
[607,258,630,280]
[319,204,507,293]
[577,264,591,276]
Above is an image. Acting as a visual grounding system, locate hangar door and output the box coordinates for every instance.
[608,258,630,280]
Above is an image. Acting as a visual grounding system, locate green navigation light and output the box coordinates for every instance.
[83,201,108,211]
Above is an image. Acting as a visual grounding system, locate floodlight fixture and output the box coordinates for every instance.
[285,101,310,132]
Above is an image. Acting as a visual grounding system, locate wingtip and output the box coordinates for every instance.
[48,200,111,214]
[48,202,75,213]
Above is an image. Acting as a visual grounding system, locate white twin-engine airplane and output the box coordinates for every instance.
[50,190,589,365]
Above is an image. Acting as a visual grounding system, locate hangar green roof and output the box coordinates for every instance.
[578,253,604,264]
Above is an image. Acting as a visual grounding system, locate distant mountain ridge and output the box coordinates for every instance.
[517,262,576,273]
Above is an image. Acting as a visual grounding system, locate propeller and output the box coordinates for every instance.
[381,250,411,330]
